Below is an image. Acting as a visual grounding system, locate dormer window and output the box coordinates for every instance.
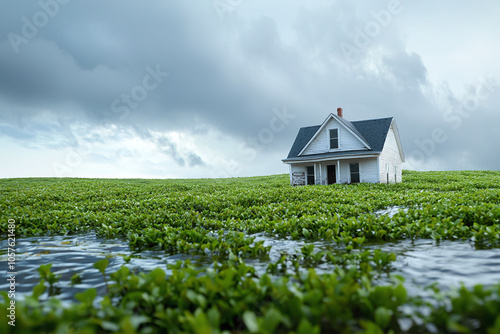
[329,129,339,149]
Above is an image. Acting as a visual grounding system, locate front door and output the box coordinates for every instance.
[327,165,336,184]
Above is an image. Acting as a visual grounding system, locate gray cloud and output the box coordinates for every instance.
[187,153,206,168]
[132,126,206,168]
[155,136,185,167]
[1,1,499,177]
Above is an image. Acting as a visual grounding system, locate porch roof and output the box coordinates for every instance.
[282,150,381,163]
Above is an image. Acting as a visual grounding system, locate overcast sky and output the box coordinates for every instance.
[1,0,499,178]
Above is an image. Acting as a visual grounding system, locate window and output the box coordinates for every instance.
[307,166,315,185]
[385,163,390,183]
[350,163,360,183]
[329,129,339,149]
[394,166,398,183]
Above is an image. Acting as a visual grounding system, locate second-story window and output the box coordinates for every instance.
[329,129,339,149]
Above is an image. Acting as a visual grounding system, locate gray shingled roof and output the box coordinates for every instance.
[284,117,393,161]
[352,117,393,151]
[337,116,369,146]
[285,125,320,159]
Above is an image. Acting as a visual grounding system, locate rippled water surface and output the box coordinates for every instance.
[252,234,500,291]
[0,233,193,303]
[1,231,499,303]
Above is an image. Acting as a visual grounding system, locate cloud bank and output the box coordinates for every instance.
[1,0,499,178]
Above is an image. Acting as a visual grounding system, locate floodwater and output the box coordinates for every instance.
[251,234,500,293]
[0,233,194,304]
[1,229,499,304]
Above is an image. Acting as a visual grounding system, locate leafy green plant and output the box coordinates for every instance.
[70,273,82,285]
[1,171,500,332]
[37,263,61,296]
[94,258,109,292]
[3,258,499,333]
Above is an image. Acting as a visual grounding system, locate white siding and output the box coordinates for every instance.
[302,118,367,155]
[288,157,379,185]
[339,161,349,183]
[360,159,379,183]
[317,163,327,185]
[314,163,331,185]
[379,125,403,183]
[290,165,307,185]
[337,159,379,183]
[286,116,405,185]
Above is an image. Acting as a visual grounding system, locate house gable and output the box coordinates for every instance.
[298,114,371,156]
[390,120,405,162]
[378,120,405,182]
[283,115,398,164]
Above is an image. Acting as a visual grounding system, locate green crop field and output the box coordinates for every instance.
[1,170,500,333]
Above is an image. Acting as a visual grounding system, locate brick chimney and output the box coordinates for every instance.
[337,107,343,118]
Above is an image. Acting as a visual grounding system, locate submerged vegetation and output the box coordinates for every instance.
[1,170,500,333]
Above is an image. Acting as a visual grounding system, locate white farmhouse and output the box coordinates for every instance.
[282,108,405,185]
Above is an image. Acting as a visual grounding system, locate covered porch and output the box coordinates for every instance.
[288,155,379,185]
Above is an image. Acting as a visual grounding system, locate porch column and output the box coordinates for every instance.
[318,163,322,185]
[337,160,340,183]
